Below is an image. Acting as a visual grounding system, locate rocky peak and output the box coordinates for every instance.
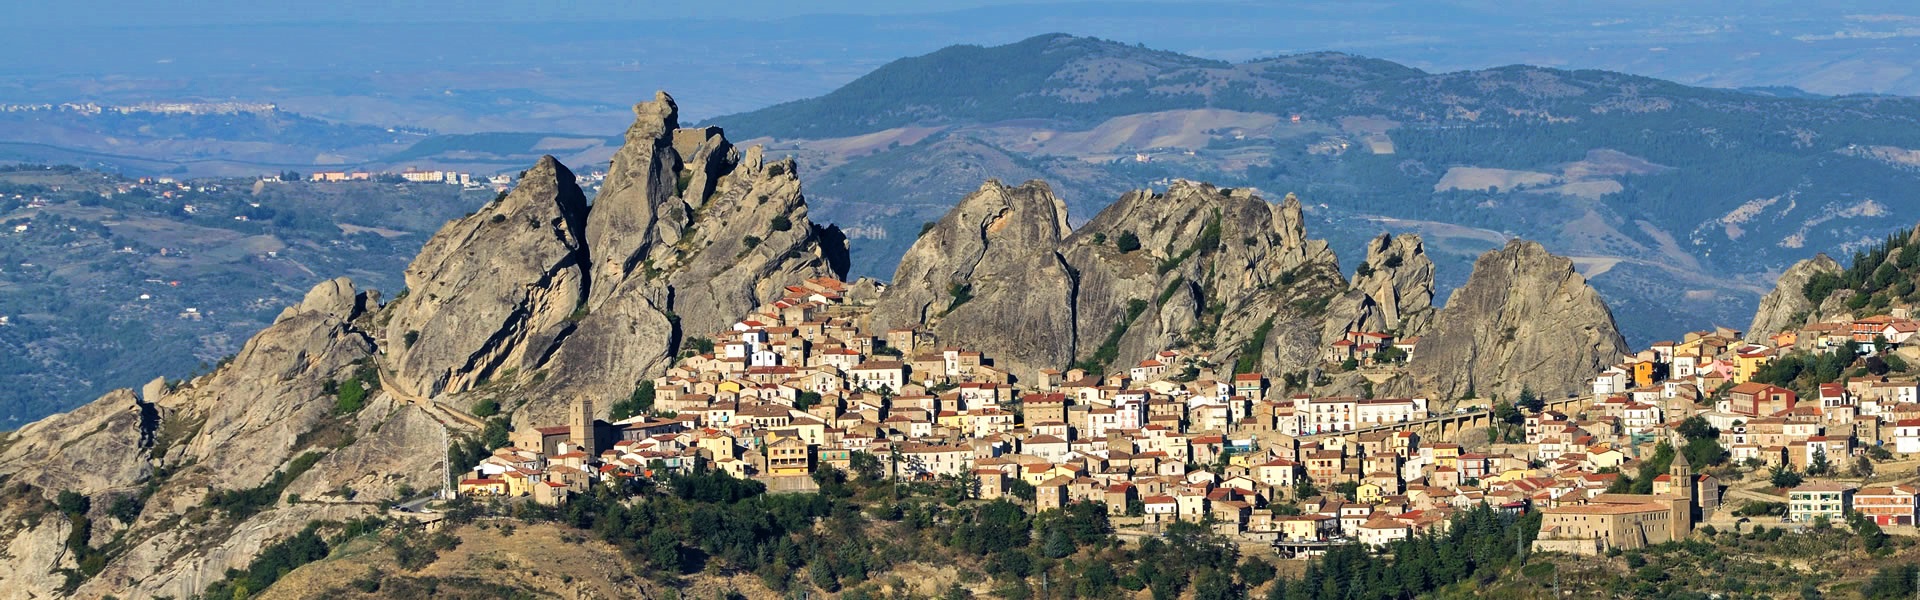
[870,180,1077,378]
[1747,253,1843,341]
[1324,233,1437,342]
[873,179,1070,325]
[383,156,590,398]
[375,92,844,412]
[874,179,1349,381]
[1407,239,1628,401]
[584,91,682,307]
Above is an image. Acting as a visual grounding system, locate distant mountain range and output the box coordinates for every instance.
[700,34,1920,345]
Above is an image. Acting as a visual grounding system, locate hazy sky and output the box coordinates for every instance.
[0,0,1107,27]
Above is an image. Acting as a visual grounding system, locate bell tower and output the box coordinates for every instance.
[570,397,597,455]
[1668,450,1693,539]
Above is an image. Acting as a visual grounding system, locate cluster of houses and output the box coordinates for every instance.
[450,277,1920,557]
[1583,314,1920,472]
[300,167,612,193]
[1523,312,1920,555]
[303,169,507,189]
[1324,330,1417,366]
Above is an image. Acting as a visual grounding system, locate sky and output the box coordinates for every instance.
[0,0,1103,27]
[7,0,1920,128]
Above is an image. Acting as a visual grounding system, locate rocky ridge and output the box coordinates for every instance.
[383,91,847,424]
[1322,232,1437,344]
[0,91,1633,599]
[0,91,846,599]
[874,180,1383,384]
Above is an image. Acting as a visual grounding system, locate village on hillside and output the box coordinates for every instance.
[448,275,1920,558]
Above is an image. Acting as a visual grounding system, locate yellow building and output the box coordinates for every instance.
[1733,351,1774,384]
[1431,444,1461,470]
[699,433,740,462]
[938,411,968,432]
[1532,502,1675,554]
[1484,468,1536,484]
[1354,482,1386,504]
[1533,452,1696,555]
[457,477,507,497]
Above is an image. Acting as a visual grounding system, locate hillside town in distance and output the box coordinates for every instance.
[449,274,1920,559]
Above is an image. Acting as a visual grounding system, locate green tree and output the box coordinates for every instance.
[1807,448,1832,476]
[480,418,511,450]
[1191,567,1240,600]
[1769,464,1804,489]
[1515,387,1543,412]
[1237,557,1276,587]
[1886,353,1911,373]
[1116,230,1141,253]
[1676,415,1718,440]
[610,381,656,420]
[1292,479,1318,500]
[106,494,143,524]
[1854,455,1876,478]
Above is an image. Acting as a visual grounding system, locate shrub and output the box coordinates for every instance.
[334,379,367,414]
[1115,231,1141,253]
[470,398,500,418]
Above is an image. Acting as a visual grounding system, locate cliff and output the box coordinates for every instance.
[873,181,1349,383]
[1322,232,1437,343]
[1746,254,1844,341]
[381,91,846,424]
[1407,239,1630,401]
[0,278,447,599]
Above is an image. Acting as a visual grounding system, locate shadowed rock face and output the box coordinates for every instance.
[0,277,448,600]
[384,156,591,398]
[1408,239,1630,401]
[1746,254,1843,341]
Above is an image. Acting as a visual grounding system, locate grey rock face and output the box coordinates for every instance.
[585,92,682,306]
[1324,232,1437,342]
[0,277,405,599]
[1407,239,1630,401]
[1746,254,1843,341]
[384,156,590,398]
[874,180,1349,383]
[378,92,843,420]
[870,180,1077,379]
